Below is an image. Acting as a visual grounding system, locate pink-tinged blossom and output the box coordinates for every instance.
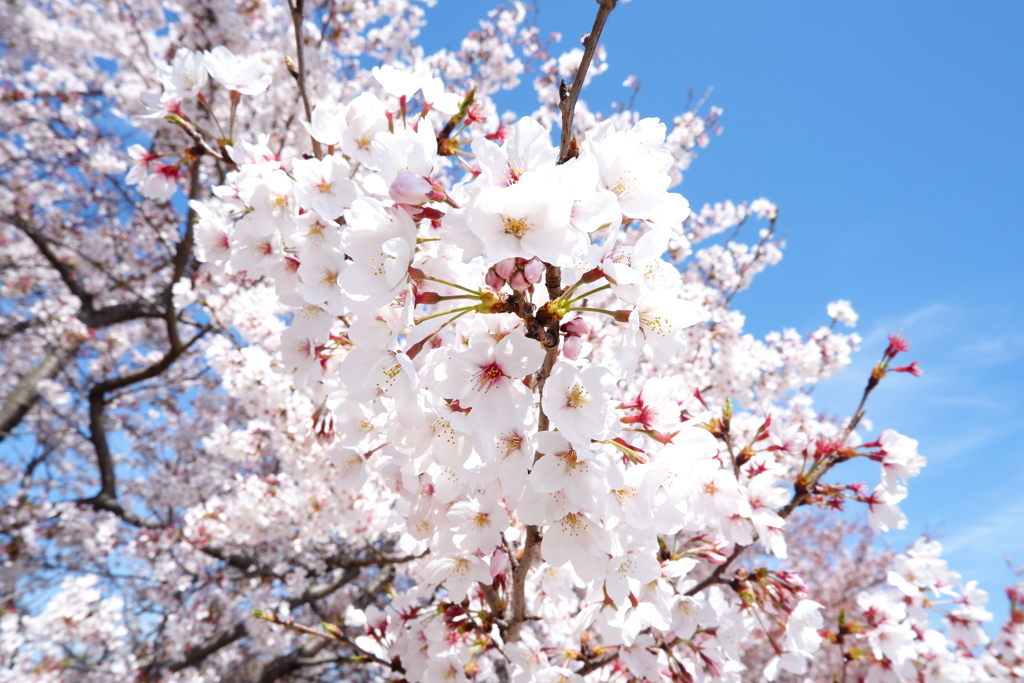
[341,92,389,167]
[364,118,437,196]
[190,199,235,269]
[827,298,859,327]
[295,245,348,315]
[302,105,346,147]
[160,47,208,100]
[292,155,357,221]
[125,144,179,200]
[372,62,430,100]
[389,169,434,205]
[237,169,296,233]
[231,223,283,278]
[603,550,662,604]
[422,554,491,603]
[630,290,707,364]
[528,431,616,511]
[689,458,753,524]
[783,599,824,655]
[447,497,511,554]
[485,426,534,503]
[434,332,545,432]
[465,170,583,266]
[203,45,271,95]
[337,198,417,311]
[866,483,909,532]
[878,428,926,493]
[541,361,617,446]
[584,117,674,219]
[542,511,606,568]
[471,116,558,187]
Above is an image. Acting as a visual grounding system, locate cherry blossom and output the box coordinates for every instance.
[3,2,1019,682]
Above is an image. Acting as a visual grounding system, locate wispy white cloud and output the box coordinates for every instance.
[942,495,1024,559]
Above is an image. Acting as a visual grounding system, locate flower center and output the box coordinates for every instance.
[503,216,531,237]
[473,362,505,392]
[610,170,636,197]
[504,160,524,185]
[640,313,668,337]
[566,383,588,409]
[499,433,522,456]
[320,268,338,287]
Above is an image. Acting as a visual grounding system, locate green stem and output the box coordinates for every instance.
[567,284,611,305]
[197,97,226,140]
[416,305,476,325]
[228,93,239,139]
[421,275,482,297]
[411,308,474,355]
[569,307,618,317]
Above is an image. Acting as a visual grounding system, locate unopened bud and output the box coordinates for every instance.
[509,270,530,292]
[494,258,516,280]
[522,258,545,284]
[485,124,510,143]
[562,317,589,337]
[562,335,582,360]
[485,267,504,291]
[390,169,432,205]
[426,179,460,208]
[893,361,922,377]
[415,290,442,305]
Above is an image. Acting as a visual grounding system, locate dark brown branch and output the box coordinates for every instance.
[9,213,165,328]
[257,639,330,683]
[288,566,360,608]
[11,214,94,309]
[167,622,248,672]
[78,301,165,328]
[505,524,541,643]
[0,319,32,341]
[557,0,618,160]
[164,157,203,352]
[160,565,363,675]
[79,328,207,514]
[85,385,119,504]
[322,546,426,572]
[685,549,744,597]
[576,650,620,676]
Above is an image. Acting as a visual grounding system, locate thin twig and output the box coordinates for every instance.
[288,0,324,159]
[557,0,618,160]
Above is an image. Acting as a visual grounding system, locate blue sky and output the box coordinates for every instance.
[422,1,1024,624]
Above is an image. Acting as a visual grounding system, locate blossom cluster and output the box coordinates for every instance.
[133,37,936,681]
[2,1,1021,682]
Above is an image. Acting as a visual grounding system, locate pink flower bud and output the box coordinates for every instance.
[885,333,911,358]
[562,317,589,337]
[485,267,505,291]
[509,270,530,292]
[389,169,433,205]
[522,258,545,284]
[893,361,922,377]
[562,335,582,360]
[494,258,516,280]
